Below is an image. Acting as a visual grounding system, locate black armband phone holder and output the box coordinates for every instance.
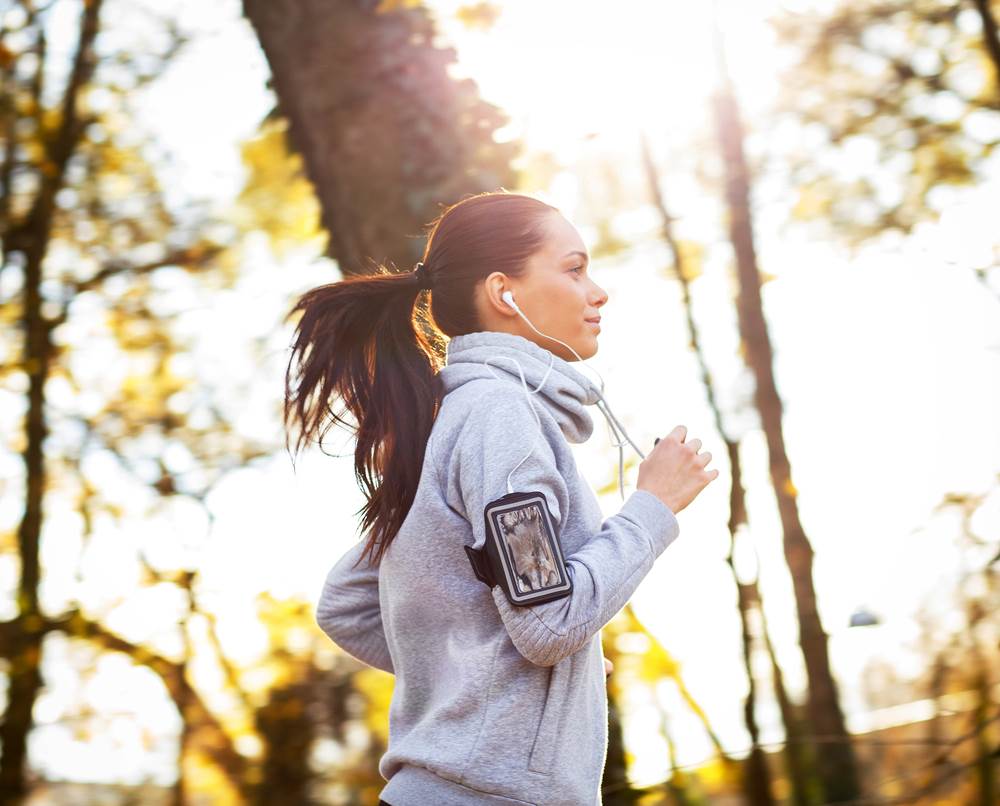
[464,490,573,607]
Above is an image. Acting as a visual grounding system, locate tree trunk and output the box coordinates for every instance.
[758,600,818,805]
[241,0,519,276]
[0,1,104,800]
[732,568,777,804]
[641,131,776,806]
[601,688,642,805]
[708,10,862,803]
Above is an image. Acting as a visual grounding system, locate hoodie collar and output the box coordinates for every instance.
[438,330,602,444]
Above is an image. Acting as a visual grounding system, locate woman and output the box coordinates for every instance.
[284,191,718,805]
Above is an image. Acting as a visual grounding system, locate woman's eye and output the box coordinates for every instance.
[570,266,583,275]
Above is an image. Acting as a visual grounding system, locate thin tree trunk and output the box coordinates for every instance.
[965,577,997,806]
[758,589,818,806]
[732,565,786,804]
[172,607,194,806]
[708,6,862,802]
[0,1,103,800]
[601,685,642,805]
[661,709,697,805]
[641,131,776,806]
[732,579,777,805]
[972,665,996,806]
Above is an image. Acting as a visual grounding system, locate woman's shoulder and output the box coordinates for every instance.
[431,380,565,476]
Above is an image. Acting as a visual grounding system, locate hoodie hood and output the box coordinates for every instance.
[438,330,602,444]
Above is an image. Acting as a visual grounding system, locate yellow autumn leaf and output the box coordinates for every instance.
[792,182,833,220]
[235,119,323,256]
[675,239,705,283]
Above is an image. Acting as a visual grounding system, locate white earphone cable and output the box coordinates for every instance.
[482,353,555,494]
[502,296,647,501]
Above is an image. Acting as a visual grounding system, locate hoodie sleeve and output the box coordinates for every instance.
[443,389,681,667]
[315,538,394,674]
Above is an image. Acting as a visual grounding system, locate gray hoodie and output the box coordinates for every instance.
[316,330,681,805]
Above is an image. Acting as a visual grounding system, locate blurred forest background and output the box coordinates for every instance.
[1,0,998,804]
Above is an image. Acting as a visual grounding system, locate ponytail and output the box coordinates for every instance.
[283,264,444,569]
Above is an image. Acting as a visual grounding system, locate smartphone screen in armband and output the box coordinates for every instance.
[464,490,572,607]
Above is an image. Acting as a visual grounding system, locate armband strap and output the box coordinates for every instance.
[464,490,573,607]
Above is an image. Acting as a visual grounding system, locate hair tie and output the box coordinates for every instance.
[411,261,433,291]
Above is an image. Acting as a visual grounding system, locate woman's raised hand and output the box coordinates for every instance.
[636,425,718,514]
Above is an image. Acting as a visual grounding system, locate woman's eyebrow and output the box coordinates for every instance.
[563,250,589,263]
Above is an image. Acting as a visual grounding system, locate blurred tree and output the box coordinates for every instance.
[236,2,533,801]
[602,604,735,803]
[933,483,1000,804]
[770,0,1000,278]
[232,592,397,805]
[0,0,292,801]
[853,480,1000,802]
[708,6,863,803]
[641,129,779,806]
[241,0,520,276]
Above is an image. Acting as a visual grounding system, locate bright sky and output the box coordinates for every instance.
[15,0,1000,790]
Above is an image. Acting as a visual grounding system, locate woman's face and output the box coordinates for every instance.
[478,212,609,362]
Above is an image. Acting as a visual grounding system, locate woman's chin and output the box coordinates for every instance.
[555,330,599,362]
[575,335,599,361]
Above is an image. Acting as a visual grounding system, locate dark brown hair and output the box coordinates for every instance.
[283,190,560,568]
